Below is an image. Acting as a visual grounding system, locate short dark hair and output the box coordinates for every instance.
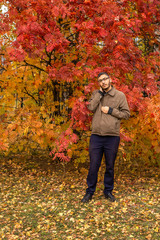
[97,72,109,79]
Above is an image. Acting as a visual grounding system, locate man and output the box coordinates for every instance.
[81,72,130,203]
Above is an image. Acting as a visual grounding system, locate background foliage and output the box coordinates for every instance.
[0,0,160,169]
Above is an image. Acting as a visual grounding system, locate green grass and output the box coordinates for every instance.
[0,158,159,239]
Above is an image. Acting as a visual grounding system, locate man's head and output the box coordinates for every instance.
[97,72,112,92]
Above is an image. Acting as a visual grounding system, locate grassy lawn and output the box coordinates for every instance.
[0,157,159,240]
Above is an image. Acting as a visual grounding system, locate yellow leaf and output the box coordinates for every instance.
[80,167,88,174]
[35,78,42,88]
[122,207,127,213]
[154,146,160,153]
[24,127,29,135]
[146,234,152,240]
[67,149,72,158]
[14,222,21,228]
[155,227,159,232]
[84,224,90,229]
[152,140,158,147]
[59,213,63,216]
[37,225,41,230]
[37,129,44,136]
[70,218,75,222]
[35,121,43,128]
[18,144,24,151]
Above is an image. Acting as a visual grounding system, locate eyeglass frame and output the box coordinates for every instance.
[98,77,110,83]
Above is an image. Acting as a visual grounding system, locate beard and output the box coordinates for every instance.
[101,82,111,92]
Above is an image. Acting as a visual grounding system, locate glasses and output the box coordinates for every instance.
[98,77,110,83]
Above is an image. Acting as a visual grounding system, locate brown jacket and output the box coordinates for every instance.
[88,87,130,136]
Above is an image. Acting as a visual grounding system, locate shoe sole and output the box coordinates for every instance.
[104,196,115,202]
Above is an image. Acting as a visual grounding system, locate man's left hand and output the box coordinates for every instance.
[101,106,109,114]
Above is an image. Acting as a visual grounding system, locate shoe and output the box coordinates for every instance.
[81,193,92,203]
[104,192,116,202]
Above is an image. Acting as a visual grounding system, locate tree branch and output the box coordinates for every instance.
[23,60,47,73]
[23,87,39,105]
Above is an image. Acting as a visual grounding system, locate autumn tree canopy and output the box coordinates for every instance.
[0,0,160,165]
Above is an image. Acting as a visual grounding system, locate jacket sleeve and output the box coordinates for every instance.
[87,90,103,112]
[110,94,130,120]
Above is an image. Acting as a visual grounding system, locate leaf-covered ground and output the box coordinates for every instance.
[0,158,159,240]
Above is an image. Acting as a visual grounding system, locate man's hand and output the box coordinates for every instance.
[101,106,109,114]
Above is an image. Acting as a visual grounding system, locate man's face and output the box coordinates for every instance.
[98,74,112,91]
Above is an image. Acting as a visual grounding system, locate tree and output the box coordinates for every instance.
[0,0,160,165]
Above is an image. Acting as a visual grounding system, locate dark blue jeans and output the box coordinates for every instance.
[86,134,120,195]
